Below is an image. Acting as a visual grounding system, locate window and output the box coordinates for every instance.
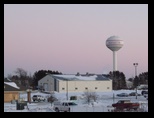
[75,88,78,90]
[62,88,65,90]
[107,87,110,89]
[85,87,88,90]
[95,87,98,89]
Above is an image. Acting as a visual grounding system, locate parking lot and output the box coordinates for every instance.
[4,90,148,112]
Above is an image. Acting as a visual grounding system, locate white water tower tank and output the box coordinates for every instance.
[106,36,124,71]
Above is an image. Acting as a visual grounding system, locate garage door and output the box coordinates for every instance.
[43,83,48,91]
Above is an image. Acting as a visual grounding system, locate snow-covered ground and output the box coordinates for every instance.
[4,90,148,112]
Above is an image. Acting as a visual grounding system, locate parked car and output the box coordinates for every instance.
[32,95,46,102]
[141,90,148,95]
[112,100,140,110]
[53,101,77,112]
[116,93,129,97]
[143,92,148,98]
[129,92,141,96]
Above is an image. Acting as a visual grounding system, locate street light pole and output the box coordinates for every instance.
[66,79,68,100]
[133,63,138,99]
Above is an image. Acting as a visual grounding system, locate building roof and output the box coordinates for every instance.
[50,74,110,81]
[4,82,19,89]
[4,82,20,91]
[4,80,27,91]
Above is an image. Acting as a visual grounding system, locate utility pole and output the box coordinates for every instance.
[66,79,68,100]
[133,63,138,99]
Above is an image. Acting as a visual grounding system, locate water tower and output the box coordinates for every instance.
[106,36,124,71]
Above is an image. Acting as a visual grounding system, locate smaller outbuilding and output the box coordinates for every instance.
[4,78,27,102]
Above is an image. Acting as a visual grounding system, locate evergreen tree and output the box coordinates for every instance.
[108,71,127,90]
[133,76,139,88]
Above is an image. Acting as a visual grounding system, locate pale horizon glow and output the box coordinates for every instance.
[4,4,148,79]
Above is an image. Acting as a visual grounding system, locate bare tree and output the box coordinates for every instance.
[47,93,57,103]
[83,90,98,104]
[14,68,27,78]
[14,68,29,87]
[84,90,91,104]
[90,92,98,102]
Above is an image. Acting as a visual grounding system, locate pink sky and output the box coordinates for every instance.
[4,4,148,79]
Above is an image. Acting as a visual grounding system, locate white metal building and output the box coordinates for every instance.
[38,74,112,93]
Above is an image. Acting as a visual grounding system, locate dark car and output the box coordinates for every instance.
[112,100,140,110]
[141,90,148,95]
[129,92,141,96]
[116,93,129,97]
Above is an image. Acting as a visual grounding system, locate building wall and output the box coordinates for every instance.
[55,79,59,92]
[58,80,112,93]
[137,84,148,90]
[39,75,112,93]
[4,91,19,102]
[38,75,54,92]
[126,81,133,89]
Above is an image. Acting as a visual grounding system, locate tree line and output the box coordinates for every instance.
[4,68,148,90]
[107,71,148,90]
[5,68,62,89]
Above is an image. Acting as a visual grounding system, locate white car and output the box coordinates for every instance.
[53,101,77,112]
[32,95,45,102]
